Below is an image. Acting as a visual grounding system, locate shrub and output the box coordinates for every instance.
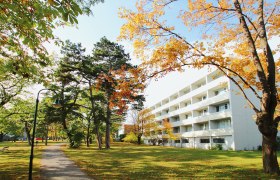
[210,144,223,150]
[123,132,138,143]
[71,131,84,148]
[119,134,126,142]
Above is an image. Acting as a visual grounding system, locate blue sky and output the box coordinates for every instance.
[45,0,205,107]
[46,0,279,107]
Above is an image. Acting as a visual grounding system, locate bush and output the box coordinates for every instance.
[71,131,84,148]
[210,144,223,150]
[123,132,138,143]
[119,134,126,142]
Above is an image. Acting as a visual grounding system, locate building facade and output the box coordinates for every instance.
[145,70,262,150]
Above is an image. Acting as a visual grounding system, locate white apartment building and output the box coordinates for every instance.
[145,70,262,150]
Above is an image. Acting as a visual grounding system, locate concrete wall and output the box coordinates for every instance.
[229,81,262,150]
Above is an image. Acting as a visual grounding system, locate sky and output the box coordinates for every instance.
[43,0,206,107]
[43,0,279,108]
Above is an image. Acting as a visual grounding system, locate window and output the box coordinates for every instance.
[198,123,208,130]
[213,138,225,143]
[175,140,180,143]
[202,96,206,100]
[182,139,189,143]
[173,127,180,133]
[185,126,192,132]
[214,91,219,96]
[173,116,180,122]
[200,139,210,143]
[225,104,228,109]
[203,109,208,114]
[185,114,189,119]
[217,119,231,129]
[216,106,220,112]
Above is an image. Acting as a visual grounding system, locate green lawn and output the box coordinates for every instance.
[0,141,43,180]
[64,142,279,179]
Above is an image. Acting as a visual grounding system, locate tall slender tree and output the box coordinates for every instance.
[92,37,144,149]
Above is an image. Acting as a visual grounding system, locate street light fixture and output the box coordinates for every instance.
[28,89,61,180]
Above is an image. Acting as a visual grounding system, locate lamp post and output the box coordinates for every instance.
[28,89,61,180]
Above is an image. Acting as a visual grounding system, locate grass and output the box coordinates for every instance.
[0,141,44,180]
[64,142,279,179]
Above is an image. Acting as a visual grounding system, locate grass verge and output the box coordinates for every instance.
[64,142,279,179]
[0,141,44,180]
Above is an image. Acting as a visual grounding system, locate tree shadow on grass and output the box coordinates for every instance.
[64,143,278,179]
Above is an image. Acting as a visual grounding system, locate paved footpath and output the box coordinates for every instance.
[41,143,92,180]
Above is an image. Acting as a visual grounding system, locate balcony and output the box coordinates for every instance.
[193,110,231,123]
[210,128,233,136]
[151,76,228,113]
[181,128,233,138]
[171,121,182,127]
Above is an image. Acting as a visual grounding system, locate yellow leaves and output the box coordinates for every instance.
[119,0,279,99]
[188,0,194,12]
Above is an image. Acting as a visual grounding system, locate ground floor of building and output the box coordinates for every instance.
[144,135,237,150]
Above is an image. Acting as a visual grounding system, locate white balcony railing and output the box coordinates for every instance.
[181,128,233,138]
[151,76,228,114]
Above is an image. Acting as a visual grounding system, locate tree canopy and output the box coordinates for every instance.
[119,0,280,174]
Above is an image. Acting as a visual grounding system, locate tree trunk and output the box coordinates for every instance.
[62,115,74,147]
[257,112,280,175]
[105,119,110,149]
[137,135,141,145]
[45,126,48,146]
[262,134,279,174]
[86,118,90,147]
[95,125,102,150]
[24,121,31,146]
[0,132,3,142]
[105,100,111,149]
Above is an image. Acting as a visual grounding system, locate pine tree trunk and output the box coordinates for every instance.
[0,132,3,142]
[95,125,102,150]
[105,100,111,149]
[45,126,48,146]
[262,134,279,174]
[105,120,110,149]
[137,135,141,145]
[24,121,31,146]
[86,119,90,147]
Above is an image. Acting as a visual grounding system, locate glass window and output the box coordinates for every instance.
[213,138,225,143]
[225,104,228,109]
[182,139,189,143]
[216,106,220,112]
[200,139,210,143]
[174,140,180,143]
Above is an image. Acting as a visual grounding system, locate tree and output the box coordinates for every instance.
[92,37,144,149]
[130,108,156,144]
[56,40,106,149]
[119,0,280,174]
[49,62,82,148]
[0,0,103,107]
[0,0,103,67]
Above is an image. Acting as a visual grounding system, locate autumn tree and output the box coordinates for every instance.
[162,119,179,143]
[130,108,156,144]
[119,0,280,174]
[92,37,145,149]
